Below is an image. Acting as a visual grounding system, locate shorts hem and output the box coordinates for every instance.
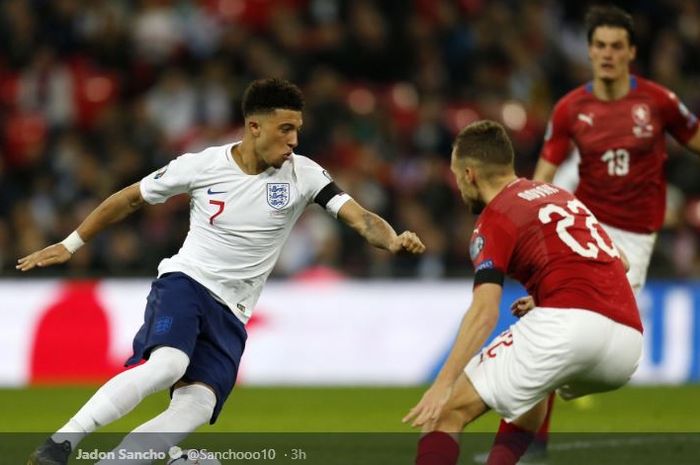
[464,366,497,415]
[125,341,193,367]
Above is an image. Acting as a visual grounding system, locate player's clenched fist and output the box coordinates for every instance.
[16,243,72,272]
[390,231,426,254]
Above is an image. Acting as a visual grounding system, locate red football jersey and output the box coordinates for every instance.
[540,76,699,233]
[470,178,642,332]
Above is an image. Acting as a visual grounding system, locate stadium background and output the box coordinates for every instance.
[0,0,699,445]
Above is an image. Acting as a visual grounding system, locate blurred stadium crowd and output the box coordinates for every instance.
[1,0,700,279]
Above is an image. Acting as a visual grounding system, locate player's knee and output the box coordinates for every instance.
[148,346,190,385]
[171,384,217,427]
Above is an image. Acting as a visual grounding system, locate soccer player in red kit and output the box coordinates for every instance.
[403,120,643,465]
[536,5,700,293]
[527,6,700,459]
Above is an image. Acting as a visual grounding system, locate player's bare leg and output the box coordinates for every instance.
[415,374,489,465]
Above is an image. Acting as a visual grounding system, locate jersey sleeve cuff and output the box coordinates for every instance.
[139,180,158,205]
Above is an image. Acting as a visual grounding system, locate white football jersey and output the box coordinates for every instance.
[139,142,350,323]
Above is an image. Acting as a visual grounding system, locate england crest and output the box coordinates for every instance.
[267,183,290,209]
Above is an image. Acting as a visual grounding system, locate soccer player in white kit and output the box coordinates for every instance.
[19,78,425,465]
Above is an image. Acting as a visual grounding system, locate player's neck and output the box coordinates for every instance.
[480,174,518,204]
[232,142,268,175]
[593,74,630,101]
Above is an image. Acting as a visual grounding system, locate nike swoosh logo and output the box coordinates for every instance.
[207,187,227,195]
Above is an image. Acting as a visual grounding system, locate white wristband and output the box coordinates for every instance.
[61,231,85,254]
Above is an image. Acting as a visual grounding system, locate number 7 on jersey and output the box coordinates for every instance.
[209,200,225,225]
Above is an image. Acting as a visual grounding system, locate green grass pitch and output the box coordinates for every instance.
[1,385,698,464]
[1,384,698,432]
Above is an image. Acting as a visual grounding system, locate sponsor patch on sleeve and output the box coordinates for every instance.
[475,259,494,271]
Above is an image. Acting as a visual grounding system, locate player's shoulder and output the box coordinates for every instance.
[511,178,566,201]
[633,75,676,102]
[484,179,532,216]
[495,179,570,213]
[290,152,312,165]
[283,153,333,197]
[289,152,330,179]
[489,179,573,232]
[291,152,323,169]
[550,85,590,121]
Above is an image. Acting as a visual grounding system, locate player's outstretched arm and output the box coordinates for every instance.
[337,199,426,254]
[532,158,558,183]
[403,283,502,428]
[16,182,145,271]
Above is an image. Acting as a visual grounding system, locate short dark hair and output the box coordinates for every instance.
[585,5,635,46]
[453,120,514,169]
[241,78,304,118]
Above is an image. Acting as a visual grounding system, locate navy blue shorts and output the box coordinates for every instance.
[126,272,247,424]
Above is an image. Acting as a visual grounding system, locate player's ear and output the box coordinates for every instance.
[464,165,476,184]
[629,44,636,61]
[247,117,262,137]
